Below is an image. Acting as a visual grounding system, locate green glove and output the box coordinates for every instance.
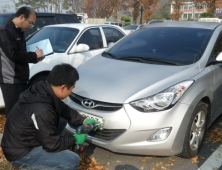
[83,118,101,131]
[73,133,87,145]
[83,118,100,125]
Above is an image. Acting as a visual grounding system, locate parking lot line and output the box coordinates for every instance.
[198,145,222,170]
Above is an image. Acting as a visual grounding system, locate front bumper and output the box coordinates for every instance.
[64,96,194,156]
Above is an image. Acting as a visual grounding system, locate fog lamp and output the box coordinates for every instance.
[148,127,172,141]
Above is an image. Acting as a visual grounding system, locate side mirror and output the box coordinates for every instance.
[216,52,222,61]
[107,42,115,48]
[72,44,90,53]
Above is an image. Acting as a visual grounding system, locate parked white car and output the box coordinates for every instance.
[0,23,126,108]
[123,25,143,34]
[198,18,222,23]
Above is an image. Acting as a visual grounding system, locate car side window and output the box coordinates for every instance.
[35,17,56,29]
[213,32,222,58]
[56,15,75,23]
[24,17,56,38]
[77,28,103,50]
[102,27,124,45]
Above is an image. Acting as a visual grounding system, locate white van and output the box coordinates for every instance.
[105,21,123,27]
[76,13,88,23]
[198,18,222,23]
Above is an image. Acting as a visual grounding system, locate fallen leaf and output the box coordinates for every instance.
[206,127,222,143]
[169,157,175,162]
[165,163,173,167]
[116,160,121,163]
[140,157,146,161]
[191,156,199,163]
[146,156,156,159]
[161,167,170,170]
[152,162,164,166]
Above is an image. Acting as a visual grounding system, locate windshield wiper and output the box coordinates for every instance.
[102,52,117,59]
[121,56,181,66]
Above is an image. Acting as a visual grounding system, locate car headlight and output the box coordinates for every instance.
[130,80,194,112]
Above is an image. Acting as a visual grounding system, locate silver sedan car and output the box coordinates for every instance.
[63,21,222,158]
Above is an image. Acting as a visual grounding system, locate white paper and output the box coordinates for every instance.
[26,39,53,58]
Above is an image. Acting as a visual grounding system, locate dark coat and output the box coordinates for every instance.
[1,81,85,161]
[0,19,37,84]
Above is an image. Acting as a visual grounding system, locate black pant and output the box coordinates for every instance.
[1,83,28,117]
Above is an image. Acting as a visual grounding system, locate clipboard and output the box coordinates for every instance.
[26,39,53,58]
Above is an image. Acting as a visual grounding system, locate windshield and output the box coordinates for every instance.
[124,25,138,30]
[0,14,15,26]
[106,27,213,65]
[26,27,79,53]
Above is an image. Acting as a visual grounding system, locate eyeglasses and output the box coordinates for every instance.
[26,18,34,28]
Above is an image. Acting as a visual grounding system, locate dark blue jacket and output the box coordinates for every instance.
[1,81,85,161]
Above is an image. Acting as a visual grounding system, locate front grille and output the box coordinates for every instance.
[69,93,123,111]
[68,123,126,141]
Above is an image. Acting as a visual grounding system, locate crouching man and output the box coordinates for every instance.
[1,63,99,170]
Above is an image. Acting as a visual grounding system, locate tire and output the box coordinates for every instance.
[28,74,49,87]
[180,101,208,158]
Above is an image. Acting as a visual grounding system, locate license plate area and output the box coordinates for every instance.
[79,111,104,129]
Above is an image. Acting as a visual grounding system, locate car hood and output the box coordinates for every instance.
[74,56,201,103]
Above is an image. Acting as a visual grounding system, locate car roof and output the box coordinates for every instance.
[150,19,166,21]
[145,21,220,30]
[0,12,75,16]
[44,23,124,29]
[126,25,141,26]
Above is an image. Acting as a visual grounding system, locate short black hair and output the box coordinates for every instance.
[47,64,79,89]
[15,6,36,18]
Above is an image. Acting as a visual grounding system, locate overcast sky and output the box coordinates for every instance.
[0,0,17,12]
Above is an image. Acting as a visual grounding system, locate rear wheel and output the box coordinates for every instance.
[180,101,208,158]
[28,74,49,87]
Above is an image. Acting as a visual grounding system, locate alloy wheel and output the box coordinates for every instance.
[189,110,206,151]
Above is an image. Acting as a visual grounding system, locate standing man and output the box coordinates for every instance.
[1,64,100,169]
[0,6,44,117]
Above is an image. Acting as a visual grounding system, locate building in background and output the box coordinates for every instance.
[171,1,207,21]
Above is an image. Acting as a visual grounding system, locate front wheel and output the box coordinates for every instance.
[28,74,49,87]
[180,102,208,158]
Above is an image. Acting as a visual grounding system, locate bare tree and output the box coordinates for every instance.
[129,0,140,24]
[191,0,222,13]
[63,0,83,13]
[169,0,184,20]
[1,4,11,13]
[142,0,160,23]
[83,0,128,20]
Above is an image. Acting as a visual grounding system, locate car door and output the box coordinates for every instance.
[102,27,125,47]
[68,27,105,67]
[210,31,222,118]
